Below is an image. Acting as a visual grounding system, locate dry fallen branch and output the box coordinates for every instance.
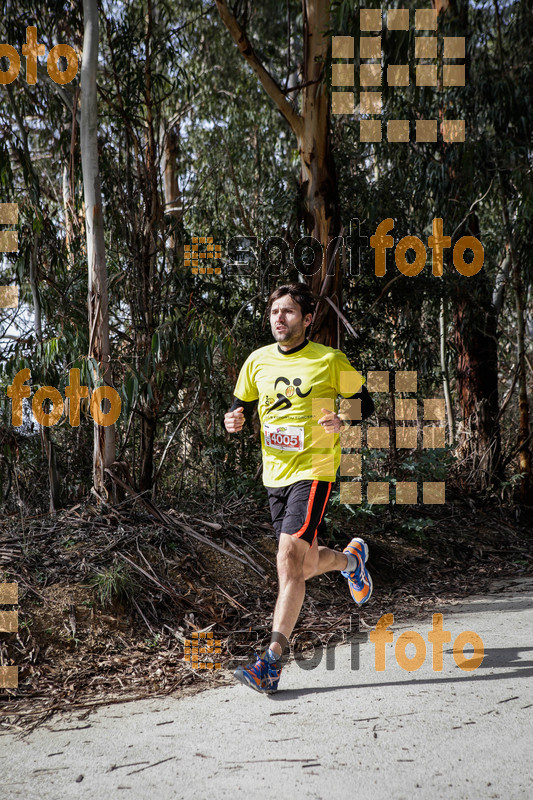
[105,468,265,575]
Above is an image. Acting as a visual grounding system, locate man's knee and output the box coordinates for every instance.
[277,536,307,579]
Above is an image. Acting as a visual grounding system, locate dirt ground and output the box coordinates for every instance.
[1,492,532,733]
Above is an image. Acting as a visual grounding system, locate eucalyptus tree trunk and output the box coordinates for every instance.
[439,298,455,444]
[437,0,501,487]
[163,123,182,254]
[492,2,532,501]
[214,0,342,346]
[513,262,531,500]
[30,236,60,511]
[6,84,60,511]
[136,0,163,494]
[452,228,501,488]
[81,0,116,496]
[500,195,531,500]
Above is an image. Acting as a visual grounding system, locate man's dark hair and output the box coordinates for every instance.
[266,283,317,320]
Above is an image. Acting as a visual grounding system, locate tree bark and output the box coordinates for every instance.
[513,261,531,500]
[6,84,60,511]
[300,1,342,345]
[452,209,501,486]
[438,0,501,487]
[163,123,182,253]
[30,237,60,511]
[492,3,532,500]
[214,0,342,345]
[453,271,501,487]
[81,0,116,496]
[439,297,455,444]
[500,191,531,500]
[136,0,162,494]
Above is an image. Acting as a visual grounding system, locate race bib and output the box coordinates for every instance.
[264,423,304,452]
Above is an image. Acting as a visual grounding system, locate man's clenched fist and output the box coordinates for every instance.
[224,406,245,433]
[318,407,345,433]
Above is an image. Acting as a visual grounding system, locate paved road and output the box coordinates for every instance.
[2,578,532,800]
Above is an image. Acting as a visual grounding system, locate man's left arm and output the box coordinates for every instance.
[344,384,374,423]
[318,369,375,433]
[330,350,375,425]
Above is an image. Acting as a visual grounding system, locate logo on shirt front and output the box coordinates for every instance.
[274,376,312,398]
[267,376,312,413]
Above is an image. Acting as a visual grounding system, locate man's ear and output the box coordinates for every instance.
[303,313,313,330]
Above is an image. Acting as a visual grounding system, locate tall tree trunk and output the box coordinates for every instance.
[214,0,342,346]
[140,411,157,494]
[439,297,455,444]
[513,261,531,500]
[137,0,162,493]
[452,212,501,486]
[438,0,501,486]
[453,271,501,487]
[492,2,532,500]
[6,84,60,511]
[163,123,182,254]
[81,0,116,497]
[500,189,531,500]
[30,236,60,511]
[298,0,341,345]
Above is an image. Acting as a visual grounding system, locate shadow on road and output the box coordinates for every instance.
[460,645,533,669]
[429,598,533,616]
[268,659,533,701]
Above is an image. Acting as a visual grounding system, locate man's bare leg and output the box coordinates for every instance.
[268,534,308,658]
[268,536,349,658]
[304,543,348,579]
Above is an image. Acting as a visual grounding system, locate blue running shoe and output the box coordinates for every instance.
[233,651,282,694]
[341,537,373,606]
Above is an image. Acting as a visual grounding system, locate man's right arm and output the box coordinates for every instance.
[224,396,257,433]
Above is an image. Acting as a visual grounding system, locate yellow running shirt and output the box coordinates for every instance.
[233,340,365,487]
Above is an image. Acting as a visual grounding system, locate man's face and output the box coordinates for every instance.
[269,294,312,348]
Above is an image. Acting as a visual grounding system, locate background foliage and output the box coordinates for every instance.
[0,0,531,518]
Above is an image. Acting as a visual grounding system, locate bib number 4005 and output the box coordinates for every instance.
[268,432,298,448]
[264,425,304,451]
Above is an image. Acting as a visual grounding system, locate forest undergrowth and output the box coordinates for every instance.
[1,485,531,735]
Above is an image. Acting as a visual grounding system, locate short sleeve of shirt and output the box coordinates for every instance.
[233,353,260,402]
[330,350,365,397]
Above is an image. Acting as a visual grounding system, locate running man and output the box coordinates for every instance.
[224,283,374,693]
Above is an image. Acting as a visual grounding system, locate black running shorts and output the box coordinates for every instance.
[267,480,333,546]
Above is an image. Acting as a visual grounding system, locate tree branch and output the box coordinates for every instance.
[36,61,80,122]
[214,0,303,137]
[282,78,321,94]
[223,136,256,237]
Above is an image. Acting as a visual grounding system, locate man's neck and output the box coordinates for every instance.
[277,336,308,354]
